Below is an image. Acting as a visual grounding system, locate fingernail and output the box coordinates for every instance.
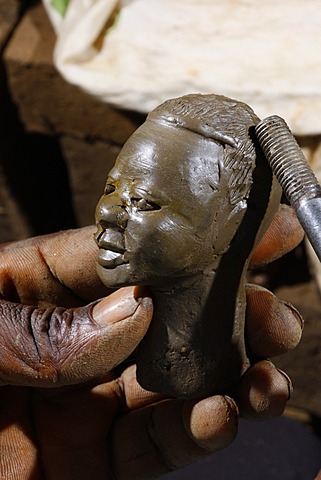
[223,395,239,420]
[282,301,304,330]
[277,368,293,400]
[92,286,145,326]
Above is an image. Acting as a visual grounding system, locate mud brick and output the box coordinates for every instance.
[0,0,20,50]
[60,136,121,226]
[0,165,31,242]
[3,1,143,143]
[2,1,145,229]
[0,2,31,241]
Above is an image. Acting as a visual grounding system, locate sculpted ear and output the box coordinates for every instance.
[205,142,255,255]
[211,199,248,254]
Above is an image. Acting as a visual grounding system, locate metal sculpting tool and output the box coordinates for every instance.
[255,115,321,262]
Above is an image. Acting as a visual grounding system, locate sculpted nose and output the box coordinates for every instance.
[96,202,129,230]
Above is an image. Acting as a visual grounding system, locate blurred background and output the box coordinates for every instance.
[1,1,321,477]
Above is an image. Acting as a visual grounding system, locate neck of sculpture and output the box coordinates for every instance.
[149,259,247,349]
[150,273,224,335]
[136,254,250,399]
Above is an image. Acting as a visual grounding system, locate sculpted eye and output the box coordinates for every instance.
[132,198,161,211]
[104,184,116,195]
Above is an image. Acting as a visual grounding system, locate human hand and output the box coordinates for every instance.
[0,206,304,479]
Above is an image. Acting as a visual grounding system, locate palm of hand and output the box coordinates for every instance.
[0,211,304,480]
[4,367,232,480]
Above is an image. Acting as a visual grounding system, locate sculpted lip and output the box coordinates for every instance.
[97,237,128,268]
[97,248,128,268]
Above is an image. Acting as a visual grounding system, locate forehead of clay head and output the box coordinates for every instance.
[149,94,259,206]
[111,121,223,212]
[111,94,259,212]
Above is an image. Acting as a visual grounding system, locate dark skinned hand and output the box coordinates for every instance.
[0,204,304,480]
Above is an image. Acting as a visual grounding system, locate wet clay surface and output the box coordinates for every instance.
[95,93,282,398]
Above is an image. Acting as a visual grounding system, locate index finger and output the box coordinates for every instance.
[0,226,107,306]
[37,226,107,301]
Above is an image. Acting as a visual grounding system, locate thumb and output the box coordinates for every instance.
[0,286,153,388]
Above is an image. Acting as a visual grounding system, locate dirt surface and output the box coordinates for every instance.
[248,244,321,423]
[274,280,321,418]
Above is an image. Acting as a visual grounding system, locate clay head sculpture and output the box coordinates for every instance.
[95,94,281,399]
